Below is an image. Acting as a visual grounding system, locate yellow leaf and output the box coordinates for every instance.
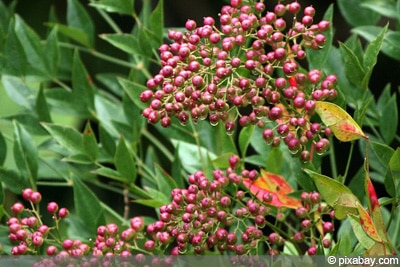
[315,101,367,142]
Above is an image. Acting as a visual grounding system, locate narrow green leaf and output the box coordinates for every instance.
[92,167,124,182]
[45,23,91,48]
[99,33,138,55]
[368,141,395,176]
[149,0,164,43]
[72,174,106,231]
[72,51,95,112]
[3,18,27,75]
[44,27,60,77]
[0,132,6,166]
[89,0,134,16]
[361,1,398,19]
[361,24,388,89]
[41,123,84,155]
[377,84,391,116]
[0,168,30,194]
[98,123,116,157]
[118,77,148,109]
[132,199,166,208]
[171,139,217,174]
[379,95,398,144]
[67,0,94,47]
[36,88,52,123]
[353,26,400,61]
[13,121,38,187]
[82,121,98,161]
[115,136,137,183]
[306,4,333,69]
[94,94,124,139]
[14,15,48,76]
[239,124,255,156]
[1,75,35,109]
[397,0,400,25]
[304,169,359,219]
[171,143,184,188]
[337,0,380,27]
[384,148,400,197]
[96,73,124,97]
[339,42,366,88]
[154,163,177,199]
[265,147,283,174]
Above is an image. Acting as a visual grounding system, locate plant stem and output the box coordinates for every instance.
[341,141,355,184]
[328,136,338,179]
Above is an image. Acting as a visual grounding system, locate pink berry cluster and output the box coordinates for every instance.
[138,155,334,256]
[7,156,334,258]
[7,188,69,256]
[141,0,336,160]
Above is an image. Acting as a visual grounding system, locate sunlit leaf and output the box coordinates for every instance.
[315,101,367,142]
[242,169,302,209]
[304,169,359,219]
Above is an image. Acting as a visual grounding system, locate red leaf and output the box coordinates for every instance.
[242,169,302,209]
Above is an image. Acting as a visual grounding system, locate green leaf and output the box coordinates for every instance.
[67,0,94,47]
[82,121,98,161]
[348,214,375,249]
[89,0,134,16]
[96,73,124,97]
[36,88,52,123]
[0,168,30,194]
[44,27,60,77]
[118,77,148,110]
[379,94,398,144]
[361,1,398,19]
[92,167,124,182]
[1,75,35,109]
[367,141,394,177]
[72,174,106,231]
[171,143,184,188]
[239,124,255,156]
[42,123,84,155]
[13,121,38,187]
[361,24,388,89]
[72,51,95,112]
[171,139,217,174]
[304,169,359,220]
[14,15,48,76]
[265,147,283,174]
[337,0,380,27]
[353,26,400,61]
[149,0,164,43]
[45,23,91,48]
[0,132,6,166]
[2,18,27,75]
[384,148,400,197]
[132,198,166,208]
[99,33,138,55]
[306,4,333,69]
[339,42,366,88]
[98,123,116,157]
[115,136,137,183]
[94,94,125,138]
[398,0,400,25]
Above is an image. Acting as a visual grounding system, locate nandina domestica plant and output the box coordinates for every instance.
[0,0,399,263]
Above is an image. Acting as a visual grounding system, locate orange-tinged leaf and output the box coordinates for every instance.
[356,203,382,242]
[315,101,367,142]
[242,169,302,209]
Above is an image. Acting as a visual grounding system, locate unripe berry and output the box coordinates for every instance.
[47,202,59,214]
[22,188,34,200]
[58,207,69,219]
[308,245,317,255]
[185,19,196,31]
[11,203,24,214]
[46,245,58,256]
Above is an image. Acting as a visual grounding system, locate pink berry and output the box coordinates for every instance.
[22,188,34,200]
[58,207,69,219]
[30,191,42,204]
[11,203,24,214]
[47,201,59,214]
